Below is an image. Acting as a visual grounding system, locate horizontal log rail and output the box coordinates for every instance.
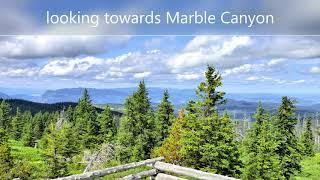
[121,169,158,180]
[153,161,238,180]
[155,173,186,180]
[53,157,164,180]
[53,157,239,180]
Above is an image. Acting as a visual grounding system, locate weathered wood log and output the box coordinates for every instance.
[83,148,102,173]
[120,169,158,180]
[53,157,164,180]
[153,162,238,180]
[155,173,186,180]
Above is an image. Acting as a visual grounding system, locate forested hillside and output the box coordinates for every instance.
[0,65,319,179]
[0,99,122,116]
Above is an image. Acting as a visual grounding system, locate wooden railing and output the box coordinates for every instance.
[53,157,238,180]
[153,161,236,180]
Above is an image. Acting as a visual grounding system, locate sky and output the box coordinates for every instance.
[1,35,320,94]
[0,1,320,94]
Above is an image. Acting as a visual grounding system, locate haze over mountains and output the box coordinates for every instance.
[1,87,320,116]
[0,92,10,99]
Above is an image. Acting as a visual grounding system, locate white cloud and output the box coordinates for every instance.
[245,75,307,85]
[267,58,287,66]
[252,76,286,84]
[246,76,260,81]
[37,50,166,82]
[176,73,201,81]
[0,36,129,59]
[223,64,262,76]
[309,66,320,74]
[40,57,103,76]
[289,79,306,84]
[133,72,151,79]
[168,36,320,73]
[222,58,287,76]
[0,67,38,78]
[168,36,252,70]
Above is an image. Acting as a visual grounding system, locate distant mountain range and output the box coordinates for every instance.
[1,87,320,117]
[41,88,196,105]
[0,92,10,99]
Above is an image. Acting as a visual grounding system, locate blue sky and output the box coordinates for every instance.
[0,1,320,94]
[1,35,320,95]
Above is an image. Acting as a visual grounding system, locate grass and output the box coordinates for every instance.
[8,141,155,179]
[9,140,49,179]
[8,140,320,179]
[295,153,320,180]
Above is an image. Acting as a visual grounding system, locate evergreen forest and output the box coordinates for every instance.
[0,65,319,179]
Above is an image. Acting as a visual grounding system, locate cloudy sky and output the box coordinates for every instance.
[1,35,320,94]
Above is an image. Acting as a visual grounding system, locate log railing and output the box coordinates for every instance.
[54,157,164,180]
[153,161,237,180]
[53,157,238,180]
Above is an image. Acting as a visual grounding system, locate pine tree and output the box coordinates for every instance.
[74,89,98,149]
[22,111,32,124]
[58,122,81,159]
[0,128,13,179]
[274,96,301,179]
[20,110,35,147]
[0,100,11,129]
[196,65,226,116]
[241,104,282,179]
[144,107,157,157]
[179,66,241,177]
[155,90,175,145]
[186,100,198,114]
[33,112,46,140]
[300,117,314,156]
[11,108,24,140]
[21,120,35,147]
[155,110,185,164]
[44,121,80,178]
[180,113,241,177]
[242,103,265,157]
[98,105,117,142]
[65,106,74,123]
[116,81,156,162]
[44,123,68,178]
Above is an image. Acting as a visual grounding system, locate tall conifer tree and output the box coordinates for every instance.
[44,121,80,178]
[21,120,35,147]
[180,65,241,177]
[196,65,226,116]
[74,89,98,149]
[0,128,13,179]
[274,96,301,179]
[117,81,156,162]
[300,117,314,156]
[156,110,185,164]
[241,104,282,179]
[155,90,175,145]
[98,105,117,142]
[11,108,24,140]
[44,123,68,178]
[0,100,11,129]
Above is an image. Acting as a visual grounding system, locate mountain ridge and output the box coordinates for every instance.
[1,87,319,118]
